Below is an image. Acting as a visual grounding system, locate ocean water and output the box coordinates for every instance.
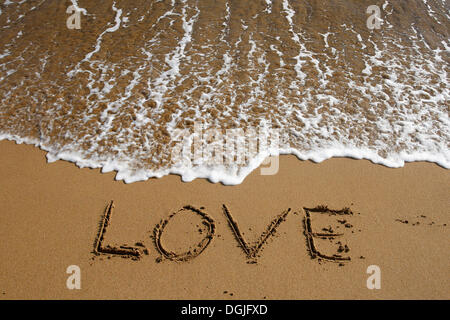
[0,0,448,184]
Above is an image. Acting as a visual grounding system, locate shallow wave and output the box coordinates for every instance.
[0,0,449,184]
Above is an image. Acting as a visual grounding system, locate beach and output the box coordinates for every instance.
[1,139,448,299]
[1,0,449,185]
[0,0,449,301]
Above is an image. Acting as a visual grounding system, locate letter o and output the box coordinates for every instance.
[153,206,216,262]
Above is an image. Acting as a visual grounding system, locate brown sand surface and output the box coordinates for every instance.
[0,140,448,299]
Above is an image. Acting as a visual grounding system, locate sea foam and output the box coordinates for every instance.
[0,0,448,185]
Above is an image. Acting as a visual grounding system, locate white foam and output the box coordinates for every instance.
[2,127,448,185]
[1,0,449,185]
[70,0,88,16]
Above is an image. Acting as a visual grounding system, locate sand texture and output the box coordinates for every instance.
[0,140,448,299]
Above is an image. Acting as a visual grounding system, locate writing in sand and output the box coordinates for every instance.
[93,201,356,264]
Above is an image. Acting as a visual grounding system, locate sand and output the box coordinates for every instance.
[0,139,448,299]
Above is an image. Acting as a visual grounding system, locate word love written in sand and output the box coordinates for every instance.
[94,201,355,264]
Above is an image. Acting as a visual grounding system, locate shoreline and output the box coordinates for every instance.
[0,140,448,299]
[1,134,449,185]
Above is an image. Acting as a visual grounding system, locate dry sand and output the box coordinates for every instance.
[0,140,448,299]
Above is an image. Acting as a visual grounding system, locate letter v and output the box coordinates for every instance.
[222,204,291,261]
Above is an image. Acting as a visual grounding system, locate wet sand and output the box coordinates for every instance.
[0,140,448,299]
[1,0,448,182]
